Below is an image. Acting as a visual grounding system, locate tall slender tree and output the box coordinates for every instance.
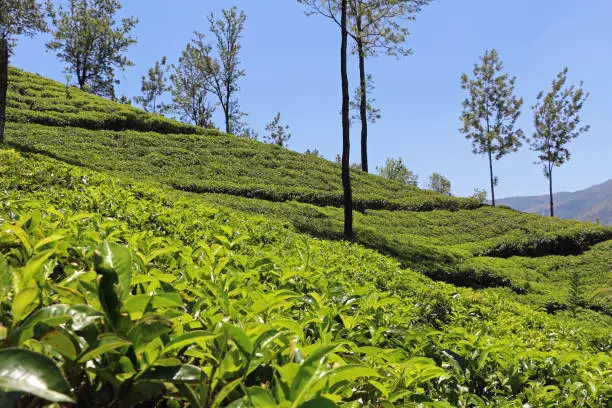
[205,7,246,134]
[134,56,169,114]
[299,0,430,173]
[264,112,292,147]
[460,49,524,206]
[0,0,47,143]
[340,0,353,239]
[350,73,380,126]
[299,0,353,239]
[531,68,589,217]
[46,0,137,98]
[170,33,216,128]
[349,0,430,173]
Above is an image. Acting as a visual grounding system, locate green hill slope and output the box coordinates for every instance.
[1,67,611,407]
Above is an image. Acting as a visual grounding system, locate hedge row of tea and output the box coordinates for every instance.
[5,68,612,313]
[6,67,217,135]
[6,122,480,213]
[197,193,612,314]
[1,149,610,407]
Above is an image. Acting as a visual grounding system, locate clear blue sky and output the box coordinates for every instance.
[11,0,612,198]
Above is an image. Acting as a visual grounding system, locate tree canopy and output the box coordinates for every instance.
[531,68,589,216]
[428,172,451,195]
[0,0,47,48]
[170,33,216,129]
[47,0,138,98]
[134,57,169,114]
[264,112,292,147]
[378,157,418,186]
[205,7,246,135]
[460,49,524,206]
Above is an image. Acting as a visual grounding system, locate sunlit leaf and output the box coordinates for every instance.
[0,348,75,403]
[291,344,339,403]
[78,333,132,362]
[139,364,202,383]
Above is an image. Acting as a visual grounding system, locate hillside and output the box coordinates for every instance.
[1,67,611,407]
[498,179,612,225]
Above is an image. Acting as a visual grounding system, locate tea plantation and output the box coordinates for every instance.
[0,68,610,407]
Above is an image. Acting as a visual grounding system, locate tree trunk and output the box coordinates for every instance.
[548,168,554,217]
[488,149,495,206]
[341,0,353,240]
[356,18,368,173]
[223,102,230,134]
[0,38,8,144]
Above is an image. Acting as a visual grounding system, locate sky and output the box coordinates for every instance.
[10,0,612,198]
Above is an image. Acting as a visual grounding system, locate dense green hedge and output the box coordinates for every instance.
[7,67,217,135]
[198,193,612,308]
[6,122,481,212]
[0,148,610,406]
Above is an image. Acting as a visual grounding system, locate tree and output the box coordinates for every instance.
[46,0,137,98]
[460,49,525,207]
[377,157,418,186]
[340,0,353,239]
[470,188,487,204]
[304,148,322,158]
[349,73,380,125]
[264,112,292,147]
[428,172,451,195]
[0,0,47,143]
[299,0,430,173]
[134,56,169,114]
[170,33,215,128]
[299,0,353,239]
[531,68,589,217]
[205,7,246,134]
[236,127,258,140]
[350,0,430,173]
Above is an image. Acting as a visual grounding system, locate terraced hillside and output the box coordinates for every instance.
[1,68,611,407]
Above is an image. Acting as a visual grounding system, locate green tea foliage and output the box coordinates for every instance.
[2,68,612,406]
[0,149,610,406]
[5,120,479,213]
[6,67,211,134]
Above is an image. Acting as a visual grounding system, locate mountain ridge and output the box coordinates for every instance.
[497,178,612,225]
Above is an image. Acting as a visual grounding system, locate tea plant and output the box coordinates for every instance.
[1,67,611,406]
[0,149,610,406]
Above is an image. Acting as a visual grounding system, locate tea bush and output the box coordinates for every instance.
[6,67,214,135]
[1,67,611,406]
[0,149,610,407]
